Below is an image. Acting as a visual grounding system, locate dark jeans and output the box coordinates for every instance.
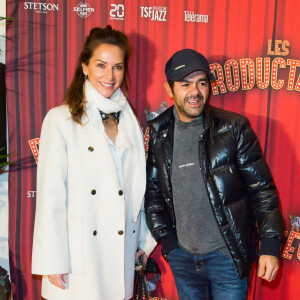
[168,247,249,300]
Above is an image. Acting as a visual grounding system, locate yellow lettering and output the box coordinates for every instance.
[271,57,285,89]
[28,138,40,164]
[210,63,227,95]
[240,58,255,90]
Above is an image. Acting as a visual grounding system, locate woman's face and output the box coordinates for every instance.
[82,43,125,98]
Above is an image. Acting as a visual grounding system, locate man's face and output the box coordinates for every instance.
[165,70,210,122]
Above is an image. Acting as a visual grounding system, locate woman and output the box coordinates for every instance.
[32,26,156,300]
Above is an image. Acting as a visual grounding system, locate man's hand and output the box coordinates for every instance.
[48,274,68,289]
[135,249,148,271]
[257,255,279,282]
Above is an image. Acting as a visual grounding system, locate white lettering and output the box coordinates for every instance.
[175,64,185,70]
[74,7,94,12]
[151,10,159,21]
[184,11,208,23]
[24,2,59,11]
[50,4,59,11]
[140,6,167,21]
[184,11,189,21]
[110,4,124,19]
[27,191,36,198]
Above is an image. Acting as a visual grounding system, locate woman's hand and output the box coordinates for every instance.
[135,249,148,271]
[48,274,68,289]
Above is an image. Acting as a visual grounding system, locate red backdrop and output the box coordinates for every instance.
[5,0,300,299]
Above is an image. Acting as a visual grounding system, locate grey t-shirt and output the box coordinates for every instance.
[171,108,228,255]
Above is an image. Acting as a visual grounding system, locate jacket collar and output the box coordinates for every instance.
[148,105,174,132]
[202,104,211,132]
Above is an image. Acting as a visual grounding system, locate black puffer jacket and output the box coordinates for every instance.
[144,104,284,278]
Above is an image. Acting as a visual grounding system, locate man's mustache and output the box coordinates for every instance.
[185,94,204,101]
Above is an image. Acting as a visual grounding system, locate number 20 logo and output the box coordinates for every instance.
[110,4,124,18]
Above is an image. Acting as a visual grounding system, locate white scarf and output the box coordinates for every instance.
[85,79,127,113]
[83,80,146,222]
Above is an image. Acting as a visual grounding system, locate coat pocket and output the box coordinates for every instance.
[68,216,85,274]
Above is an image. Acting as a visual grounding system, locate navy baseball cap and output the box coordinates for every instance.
[165,49,215,82]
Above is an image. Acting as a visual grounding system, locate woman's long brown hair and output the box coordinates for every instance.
[63,25,131,124]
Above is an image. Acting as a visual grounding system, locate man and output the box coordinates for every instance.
[144,49,284,299]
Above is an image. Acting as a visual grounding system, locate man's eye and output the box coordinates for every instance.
[182,83,189,87]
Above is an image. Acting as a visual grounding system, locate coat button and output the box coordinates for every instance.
[88,146,94,152]
[133,230,136,233]
[91,189,96,195]
[118,230,124,235]
[93,230,97,236]
[118,190,123,196]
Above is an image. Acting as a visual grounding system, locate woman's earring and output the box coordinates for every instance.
[84,74,88,79]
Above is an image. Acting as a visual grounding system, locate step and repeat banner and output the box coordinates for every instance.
[5,0,300,299]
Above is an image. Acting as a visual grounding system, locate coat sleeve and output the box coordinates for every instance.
[138,207,157,257]
[235,116,284,258]
[32,107,70,275]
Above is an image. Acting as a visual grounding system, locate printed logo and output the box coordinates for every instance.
[110,4,125,20]
[74,2,95,18]
[175,64,185,70]
[179,163,195,169]
[184,11,208,23]
[24,2,59,13]
[140,6,167,22]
